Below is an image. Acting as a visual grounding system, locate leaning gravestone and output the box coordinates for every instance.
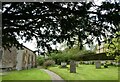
[70,60,76,73]
[61,62,67,68]
[95,61,101,69]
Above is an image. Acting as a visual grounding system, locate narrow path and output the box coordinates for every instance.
[41,69,65,82]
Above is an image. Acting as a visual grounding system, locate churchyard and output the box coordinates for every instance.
[1,46,119,81]
[1,1,120,81]
[48,61,119,80]
[1,61,119,80]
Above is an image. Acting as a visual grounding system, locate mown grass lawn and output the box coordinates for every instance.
[48,65,118,80]
[1,68,51,80]
[0,75,2,82]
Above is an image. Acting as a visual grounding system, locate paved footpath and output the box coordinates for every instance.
[41,69,65,82]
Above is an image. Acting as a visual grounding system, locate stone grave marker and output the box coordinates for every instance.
[95,61,101,69]
[85,61,89,65]
[116,62,120,66]
[101,61,106,65]
[112,62,116,65]
[76,61,79,67]
[88,61,90,64]
[70,60,76,73]
[61,62,67,68]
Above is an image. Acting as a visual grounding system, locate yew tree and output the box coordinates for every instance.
[2,2,120,53]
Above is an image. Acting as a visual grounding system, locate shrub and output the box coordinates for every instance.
[37,57,45,66]
[91,61,94,65]
[105,61,113,66]
[104,64,108,68]
[43,60,55,68]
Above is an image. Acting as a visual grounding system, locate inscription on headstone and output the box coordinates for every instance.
[70,60,76,73]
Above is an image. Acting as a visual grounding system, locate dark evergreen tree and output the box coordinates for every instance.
[2,2,120,53]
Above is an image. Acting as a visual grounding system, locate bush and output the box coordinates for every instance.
[37,57,45,66]
[104,63,108,68]
[43,60,55,68]
[105,61,113,66]
[91,61,94,65]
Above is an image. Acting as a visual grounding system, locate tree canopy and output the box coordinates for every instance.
[105,32,120,62]
[2,1,120,53]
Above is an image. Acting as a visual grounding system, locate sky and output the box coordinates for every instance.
[18,0,108,52]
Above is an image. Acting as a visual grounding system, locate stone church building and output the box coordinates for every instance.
[0,45,36,71]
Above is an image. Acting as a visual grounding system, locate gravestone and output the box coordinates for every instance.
[76,61,79,67]
[112,62,116,65]
[95,61,101,69]
[61,62,67,68]
[101,61,106,65]
[116,62,120,66]
[88,61,90,64]
[85,61,89,65]
[70,60,76,73]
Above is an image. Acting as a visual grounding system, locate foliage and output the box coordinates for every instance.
[104,64,108,68]
[105,32,120,62]
[115,55,120,62]
[49,46,95,64]
[37,56,45,66]
[43,60,55,68]
[2,2,120,52]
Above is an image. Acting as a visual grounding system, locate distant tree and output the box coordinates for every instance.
[2,2,120,53]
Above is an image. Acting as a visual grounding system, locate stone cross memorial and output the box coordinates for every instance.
[70,60,76,73]
[95,61,101,69]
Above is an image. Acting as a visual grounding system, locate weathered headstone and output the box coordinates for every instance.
[70,60,76,73]
[95,61,101,69]
[84,61,89,65]
[61,62,67,68]
[116,62,120,66]
[88,61,90,64]
[101,61,106,65]
[112,62,116,65]
[76,61,79,67]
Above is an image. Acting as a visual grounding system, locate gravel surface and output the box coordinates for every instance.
[41,69,65,82]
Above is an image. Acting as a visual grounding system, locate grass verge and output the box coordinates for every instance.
[1,68,51,80]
